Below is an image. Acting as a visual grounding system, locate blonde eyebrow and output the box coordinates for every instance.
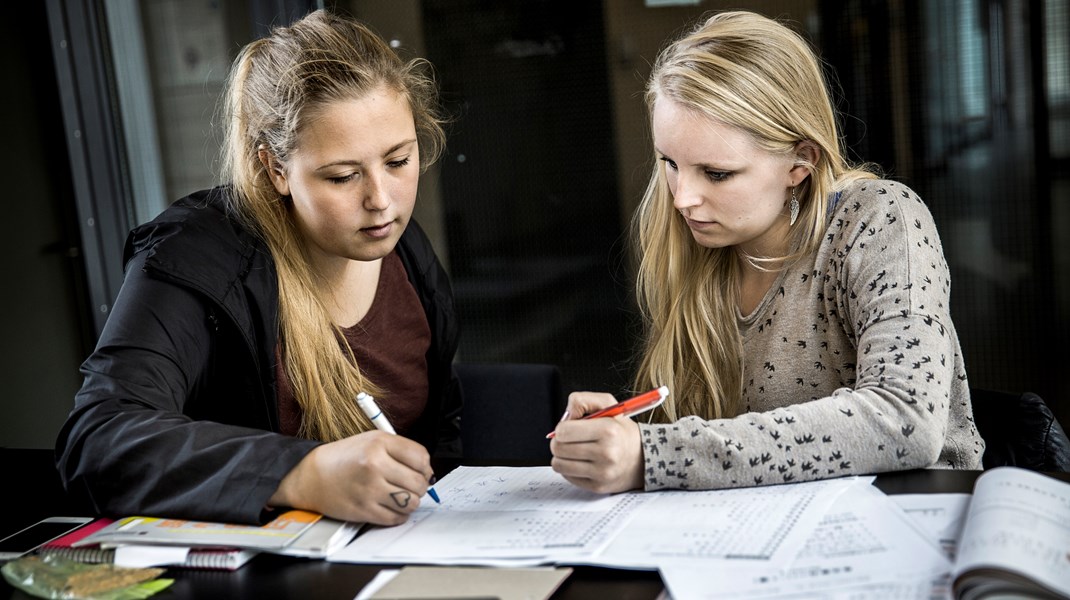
[314,139,417,171]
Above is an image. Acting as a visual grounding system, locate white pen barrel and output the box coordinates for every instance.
[356,393,396,434]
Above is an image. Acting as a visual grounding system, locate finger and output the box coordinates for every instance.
[552,417,618,445]
[387,489,419,510]
[549,432,591,457]
[559,473,594,492]
[345,435,430,489]
[554,458,628,495]
[564,475,612,494]
[383,470,431,501]
[378,456,431,495]
[365,498,416,526]
[382,437,434,478]
[551,452,597,477]
[378,486,423,515]
[565,474,621,495]
[565,392,618,419]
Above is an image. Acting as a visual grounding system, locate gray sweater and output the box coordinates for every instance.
[638,179,983,490]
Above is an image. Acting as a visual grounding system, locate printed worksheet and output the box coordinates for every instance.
[891,492,971,560]
[330,466,653,565]
[659,483,952,599]
[426,466,627,512]
[580,476,867,569]
[330,467,868,569]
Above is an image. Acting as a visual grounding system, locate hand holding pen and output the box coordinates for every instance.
[267,411,436,526]
[357,393,441,503]
[546,386,669,439]
[547,386,669,494]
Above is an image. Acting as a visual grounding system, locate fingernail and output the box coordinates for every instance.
[558,410,570,422]
[429,475,437,485]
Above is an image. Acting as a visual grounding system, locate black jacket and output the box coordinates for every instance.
[55,187,461,523]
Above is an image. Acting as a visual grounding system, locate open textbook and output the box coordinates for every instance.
[951,467,1070,599]
[660,467,1070,599]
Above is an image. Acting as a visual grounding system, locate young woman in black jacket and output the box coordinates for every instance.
[56,9,460,526]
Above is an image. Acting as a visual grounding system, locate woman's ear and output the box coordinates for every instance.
[790,140,821,186]
[258,148,291,196]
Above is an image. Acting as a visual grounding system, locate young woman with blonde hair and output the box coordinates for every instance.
[550,11,983,492]
[57,9,458,525]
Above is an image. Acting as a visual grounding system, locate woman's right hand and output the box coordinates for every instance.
[548,392,645,494]
[269,431,434,525]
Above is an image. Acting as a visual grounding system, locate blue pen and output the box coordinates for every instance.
[356,392,441,503]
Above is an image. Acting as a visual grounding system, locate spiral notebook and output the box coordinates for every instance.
[37,518,258,571]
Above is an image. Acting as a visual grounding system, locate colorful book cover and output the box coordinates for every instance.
[72,510,322,551]
[39,518,259,570]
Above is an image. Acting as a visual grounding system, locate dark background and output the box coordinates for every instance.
[2,0,1067,448]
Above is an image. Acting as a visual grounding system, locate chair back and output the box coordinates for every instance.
[456,363,567,461]
[971,388,1070,472]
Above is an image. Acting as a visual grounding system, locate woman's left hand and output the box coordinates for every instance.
[549,391,645,494]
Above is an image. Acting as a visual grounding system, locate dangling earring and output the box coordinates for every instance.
[789,187,800,226]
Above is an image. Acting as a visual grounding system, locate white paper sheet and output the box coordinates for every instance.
[332,468,652,565]
[331,467,866,570]
[419,466,627,512]
[578,477,866,569]
[890,492,971,560]
[660,484,953,599]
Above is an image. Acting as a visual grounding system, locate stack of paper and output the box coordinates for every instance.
[331,466,865,569]
[337,465,1070,600]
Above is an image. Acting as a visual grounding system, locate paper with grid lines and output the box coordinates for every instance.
[330,466,860,567]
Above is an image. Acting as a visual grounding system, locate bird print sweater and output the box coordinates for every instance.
[638,179,983,490]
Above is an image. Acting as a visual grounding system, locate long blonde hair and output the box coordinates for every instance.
[220,9,446,441]
[634,11,876,422]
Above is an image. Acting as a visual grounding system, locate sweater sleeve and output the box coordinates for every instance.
[55,252,320,523]
[639,181,966,490]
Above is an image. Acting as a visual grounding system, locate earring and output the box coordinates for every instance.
[789,187,799,226]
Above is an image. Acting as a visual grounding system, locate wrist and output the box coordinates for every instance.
[270,445,318,509]
[630,421,645,490]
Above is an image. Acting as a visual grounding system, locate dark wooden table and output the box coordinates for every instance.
[2,448,1066,599]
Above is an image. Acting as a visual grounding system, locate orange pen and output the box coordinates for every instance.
[546,386,669,439]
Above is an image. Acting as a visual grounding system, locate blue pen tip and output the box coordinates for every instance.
[428,487,441,504]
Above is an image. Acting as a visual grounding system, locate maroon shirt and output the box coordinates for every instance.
[276,251,431,437]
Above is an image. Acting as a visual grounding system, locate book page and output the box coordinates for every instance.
[659,483,951,599]
[954,467,1070,597]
